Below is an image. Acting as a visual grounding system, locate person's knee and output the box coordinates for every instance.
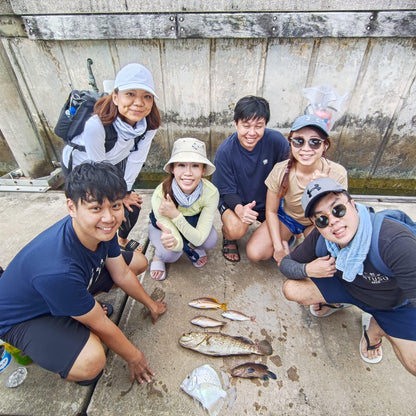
[130,252,148,275]
[222,217,247,240]
[67,334,106,382]
[282,279,301,302]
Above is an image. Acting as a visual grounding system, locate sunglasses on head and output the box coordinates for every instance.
[290,137,325,150]
[313,203,347,228]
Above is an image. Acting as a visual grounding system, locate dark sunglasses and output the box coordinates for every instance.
[290,137,325,150]
[314,203,347,228]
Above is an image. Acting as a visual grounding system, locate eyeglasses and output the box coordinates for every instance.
[290,137,324,150]
[313,204,347,228]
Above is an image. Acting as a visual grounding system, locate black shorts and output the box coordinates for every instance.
[2,251,133,379]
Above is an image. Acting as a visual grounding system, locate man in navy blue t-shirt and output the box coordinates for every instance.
[212,95,289,262]
[0,162,166,385]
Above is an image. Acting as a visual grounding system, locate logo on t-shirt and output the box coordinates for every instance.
[263,159,268,165]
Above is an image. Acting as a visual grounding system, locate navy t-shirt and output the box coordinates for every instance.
[212,128,289,213]
[0,216,120,335]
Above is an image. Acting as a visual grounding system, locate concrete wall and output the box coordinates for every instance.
[0,1,415,192]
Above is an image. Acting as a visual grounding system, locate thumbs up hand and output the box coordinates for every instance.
[159,194,180,219]
[156,221,178,250]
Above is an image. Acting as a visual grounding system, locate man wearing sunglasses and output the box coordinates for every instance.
[279,177,416,375]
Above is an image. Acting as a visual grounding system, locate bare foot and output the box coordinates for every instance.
[196,255,207,267]
[150,256,166,281]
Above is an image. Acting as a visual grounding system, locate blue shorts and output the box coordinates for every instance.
[311,276,416,341]
[277,199,306,235]
[2,251,133,379]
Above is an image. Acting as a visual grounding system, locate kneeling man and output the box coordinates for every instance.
[280,177,416,374]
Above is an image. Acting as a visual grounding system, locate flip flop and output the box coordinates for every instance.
[119,240,141,252]
[222,238,240,262]
[309,302,352,317]
[98,301,114,318]
[360,312,383,364]
[192,249,207,268]
[150,259,166,281]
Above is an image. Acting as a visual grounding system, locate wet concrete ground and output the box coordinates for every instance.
[0,190,415,416]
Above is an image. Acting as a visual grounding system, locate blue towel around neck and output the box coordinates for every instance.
[325,203,372,282]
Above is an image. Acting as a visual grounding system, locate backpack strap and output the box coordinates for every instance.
[368,209,416,277]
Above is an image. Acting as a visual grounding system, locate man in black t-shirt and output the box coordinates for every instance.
[279,177,416,375]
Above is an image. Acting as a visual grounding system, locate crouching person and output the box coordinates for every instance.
[279,177,416,375]
[0,161,167,385]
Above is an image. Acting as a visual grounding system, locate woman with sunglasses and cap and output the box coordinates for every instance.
[246,114,348,270]
[61,63,162,255]
[148,138,219,281]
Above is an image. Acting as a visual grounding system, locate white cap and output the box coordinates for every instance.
[114,63,158,98]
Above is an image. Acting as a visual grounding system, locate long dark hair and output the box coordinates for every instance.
[277,127,331,199]
[162,169,179,207]
[93,89,162,130]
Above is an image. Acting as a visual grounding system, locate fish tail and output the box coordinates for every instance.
[257,339,273,355]
[220,302,228,311]
[267,370,277,380]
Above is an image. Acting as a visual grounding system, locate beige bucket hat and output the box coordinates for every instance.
[163,138,216,176]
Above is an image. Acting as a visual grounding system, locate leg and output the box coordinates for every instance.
[246,220,292,262]
[221,209,248,262]
[282,278,326,305]
[118,205,140,248]
[193,226,218,267]
[387,335,416,376]
[66,332,106,383]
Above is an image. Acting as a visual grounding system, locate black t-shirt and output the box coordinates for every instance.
[290,219,416,309]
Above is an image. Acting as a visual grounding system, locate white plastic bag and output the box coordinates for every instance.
[302,85,348,131]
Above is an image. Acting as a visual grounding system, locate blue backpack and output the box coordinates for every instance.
[315,209,416,277]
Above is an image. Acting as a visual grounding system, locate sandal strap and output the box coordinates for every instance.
[363,328,382,351]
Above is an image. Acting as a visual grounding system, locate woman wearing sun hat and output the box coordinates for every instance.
[61,63,162,256]
[148,138,219,281]
[246,114,348,271]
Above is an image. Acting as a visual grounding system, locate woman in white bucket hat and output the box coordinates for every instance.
[61,63,161,257]
[148,138,219,280]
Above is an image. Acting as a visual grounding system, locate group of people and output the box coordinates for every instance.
[0,62,414,388]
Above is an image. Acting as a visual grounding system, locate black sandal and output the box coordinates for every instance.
[222,238,240,262]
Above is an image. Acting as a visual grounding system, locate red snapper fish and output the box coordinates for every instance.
[188,297,228,310]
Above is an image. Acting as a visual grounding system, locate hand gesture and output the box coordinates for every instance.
[156,221,178,250]
[311,166,331,182]
[128,350,155,384]
[158,194,180,219]
[305,255,337,278]
[238,201,259,224]
[123,191,143,212]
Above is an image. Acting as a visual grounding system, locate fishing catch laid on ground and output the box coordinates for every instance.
[221,310,255,322]
[230,362,276,380]
[179,332,273,356]
[191,316,227,328]
[189,297,228,310]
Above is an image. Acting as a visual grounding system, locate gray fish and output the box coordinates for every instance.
[179,331,273,356]
[191,316,227,328]
[221,310,255,322]
[231,362,277,380]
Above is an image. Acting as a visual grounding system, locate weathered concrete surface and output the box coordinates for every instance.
[0,190,416,415]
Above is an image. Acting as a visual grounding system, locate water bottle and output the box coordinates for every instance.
[4,343,32,366]
[0,345,27,388]
[65,106,76,119]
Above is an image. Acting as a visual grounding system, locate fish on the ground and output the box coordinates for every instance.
[181,364,227,416]
[230,362,277,380]
[179,331,273,356]
[221,310,255,322]
[189,297,228,310]
[191,316,227,328]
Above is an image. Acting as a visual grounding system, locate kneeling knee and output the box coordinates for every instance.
[282,280,298,302]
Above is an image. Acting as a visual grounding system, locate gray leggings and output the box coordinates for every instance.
[148,223,217,263]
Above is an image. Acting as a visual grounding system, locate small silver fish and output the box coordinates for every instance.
[231,362,277,380]
[191,316,227,328]
[188,297,228,310]
[179,332,273,356]
[222,310,255,322]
